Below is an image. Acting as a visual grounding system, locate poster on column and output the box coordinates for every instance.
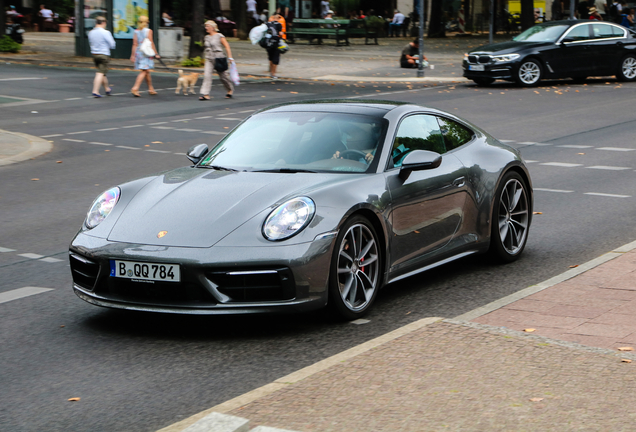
[113,0,149,39]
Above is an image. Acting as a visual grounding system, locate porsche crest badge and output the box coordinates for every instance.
[157,231,168,238]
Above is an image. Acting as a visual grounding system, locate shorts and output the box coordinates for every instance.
[93,54,110,74]
[267,47,280,66]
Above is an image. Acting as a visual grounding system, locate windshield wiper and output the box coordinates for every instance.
[251,168,318,173]
[201,165,238,172]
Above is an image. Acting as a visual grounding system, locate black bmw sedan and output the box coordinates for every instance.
[463,20,636,86]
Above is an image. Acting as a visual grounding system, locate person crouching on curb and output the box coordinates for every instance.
[200,20,234,100]
[130,16,160,97]
[400,39,427,69]
[88,16,115,98]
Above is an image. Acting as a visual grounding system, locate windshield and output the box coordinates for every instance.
[199,112,388,173]
[513,24,569,42]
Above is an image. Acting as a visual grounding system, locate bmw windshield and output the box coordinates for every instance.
[199,112,388,173]
[513,24,570,42]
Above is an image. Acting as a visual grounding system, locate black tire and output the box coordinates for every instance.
[514,59,542,87]
[328,215,382,320]
[616,54,636,82]
[488,172,531,263]
[472,78,495,86]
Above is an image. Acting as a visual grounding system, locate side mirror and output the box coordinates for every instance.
[186,143,209,164]
[399,150,442,180]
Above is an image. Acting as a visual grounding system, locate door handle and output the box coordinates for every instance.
[452,177,465,187]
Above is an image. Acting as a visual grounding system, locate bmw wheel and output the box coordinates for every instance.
[329,216,382,320]
[489,172,530,263]
[515,59,542,87]
[617,55,636,82]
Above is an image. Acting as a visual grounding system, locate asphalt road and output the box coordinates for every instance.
[1,63,635,431]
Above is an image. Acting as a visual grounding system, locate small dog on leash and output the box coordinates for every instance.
[175,70,200,95]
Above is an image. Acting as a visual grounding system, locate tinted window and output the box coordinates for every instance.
[513,24,569,42]
[563,24,590,41]
[612,25,626,37]
[592,24,617,39]
[390,115,445,168]
[437,117,474,151]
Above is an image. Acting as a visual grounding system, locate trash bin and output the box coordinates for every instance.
[158,27,184,62]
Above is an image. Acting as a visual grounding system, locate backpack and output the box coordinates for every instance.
[259,21,280,49]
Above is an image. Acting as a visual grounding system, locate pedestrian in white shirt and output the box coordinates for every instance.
[321,0,330,17]
[389,10,405,37]
[88,16,116,97]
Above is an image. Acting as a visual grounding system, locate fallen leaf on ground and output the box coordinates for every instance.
[622,359,632,363]
[290,91,298,94]
[529,397,544,402]
[533,212,542,215]
[618,347,634,351]
[144,145,150,147]
[524,328,536,332]
[569,265,579,268]
[152,141,162,144]
[68,398,80,402]
[56,161,62,163]
[578,153,585,155]
[31,178,39,181]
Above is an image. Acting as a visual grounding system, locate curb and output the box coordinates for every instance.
[156,317,443,432]
[0,130,53,167]
[454,238,636,321]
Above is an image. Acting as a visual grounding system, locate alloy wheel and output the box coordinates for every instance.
[518,61,541,85]
[622,57,636,80]
[336,223,380,312]
[497,179,529,255]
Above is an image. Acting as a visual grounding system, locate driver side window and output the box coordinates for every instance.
[390,115,445,168]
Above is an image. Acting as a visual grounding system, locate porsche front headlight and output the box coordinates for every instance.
[85,187,120,229]
[263,197,315,241]
[492,54,520,62]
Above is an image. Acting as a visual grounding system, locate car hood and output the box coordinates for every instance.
[107,167,339,248]
[470,41,551,55]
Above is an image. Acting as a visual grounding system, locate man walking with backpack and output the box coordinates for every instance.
[609,0,623,23]
[264,14,283,79]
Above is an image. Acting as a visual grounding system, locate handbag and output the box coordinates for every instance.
[139,30,155,57]
[214,57,229,72]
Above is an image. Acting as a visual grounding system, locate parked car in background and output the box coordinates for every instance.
[463,20,636,86]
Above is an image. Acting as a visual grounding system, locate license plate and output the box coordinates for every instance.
[469,64,485,71]
[110,260,180,283]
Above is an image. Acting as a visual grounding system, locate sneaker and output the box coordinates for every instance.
[271,75,278,80]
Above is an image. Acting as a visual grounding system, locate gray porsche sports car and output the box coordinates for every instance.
[70,100,533,319]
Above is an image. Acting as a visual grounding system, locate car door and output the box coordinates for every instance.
[547,23,593,77]
[385,114,468,273]
[587,23,628,75]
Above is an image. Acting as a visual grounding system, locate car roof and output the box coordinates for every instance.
[258,99,408,116]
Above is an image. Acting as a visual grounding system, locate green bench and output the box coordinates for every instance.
[287,19,350,46]
[347,19,378,45]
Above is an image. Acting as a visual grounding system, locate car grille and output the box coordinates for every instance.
[208,268,296,302]
[467,54,491,64]
[69,252,100,291]
[103,278,217,306]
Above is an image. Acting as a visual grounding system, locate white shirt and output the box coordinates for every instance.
[246,0,257,13]
[88,26,116,55]
[40,8,53,20]
[392,12,405,24]
[321,1,330,17]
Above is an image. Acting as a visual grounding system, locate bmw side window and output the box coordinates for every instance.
[612,26,626,37]
[592,24,615,39]
[390,115,445,168]
[564,24,590,41]
[436,117,474,151]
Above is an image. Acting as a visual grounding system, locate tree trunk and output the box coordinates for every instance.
[189,0,205,58]
[0,0,6,43]
[232,0,248,40]
[520,0,534,30]
[427,0,445,37]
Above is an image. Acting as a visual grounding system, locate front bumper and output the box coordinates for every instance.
[462,60,515,80]
[69,232,335,315]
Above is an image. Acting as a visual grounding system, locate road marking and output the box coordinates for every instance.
[0,77,46,81]
[597,147,635,152]
[172,119,192,122]
[174,152,187,156]
[586,166,631,171]
[238,110,254,114]
[96,127,119,131]
[18,253,44,259]
[40,134,63,138]
[216,118,242,121]
[498,139,515,143]
[146,149,172,153]
[40,257,63,263]
[584,192,631,198]
[534,188,573,193]
[201,131,226,135]
[533,143,552,146]
[517,141,536,145]
[0,287,54,305]
[524,160,538,163]
[66,131,91,135]
[116,145,140,150]
[0,247,16,253]
[174,128,201,132]
[558,145,592,149]
[64,97,82,101]
[89,142,113,146]
[122,125,143,128]
[62,138,86,143]
[195,116,212,119]
[540,162,582,167]
[147,122,168,125]
[152,126,176,129]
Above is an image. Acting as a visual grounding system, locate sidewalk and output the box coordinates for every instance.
[0,32,515,82]
[162,242,636,432]
[0,129,52,167]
